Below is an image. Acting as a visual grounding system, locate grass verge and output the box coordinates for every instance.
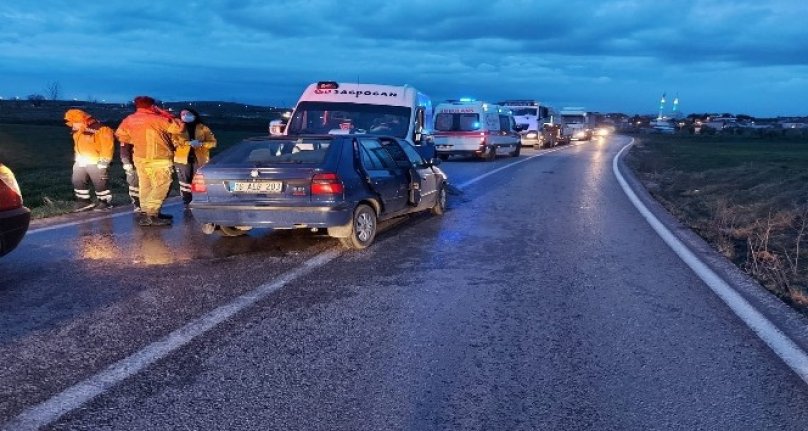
[625,133,808,311]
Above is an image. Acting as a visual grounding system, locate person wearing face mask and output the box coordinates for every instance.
[64,109,115,212]
[173,108,216,207]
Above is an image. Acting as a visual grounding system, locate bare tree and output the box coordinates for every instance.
[45,81,61,100]
[27,94,46,107]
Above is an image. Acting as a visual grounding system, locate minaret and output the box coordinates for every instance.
[657,92,666,120]
[672,94,679,118]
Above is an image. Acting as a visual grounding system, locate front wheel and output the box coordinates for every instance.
[340,204,377,249]
[431,185,447,215]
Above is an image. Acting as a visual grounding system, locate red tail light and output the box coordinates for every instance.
[0,182,22,211]
[191,173,207,193]
[0,166,23,211]
[311,172,344,195]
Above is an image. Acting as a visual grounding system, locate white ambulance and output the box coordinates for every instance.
[280,81,435,159]
[432,100,522,161]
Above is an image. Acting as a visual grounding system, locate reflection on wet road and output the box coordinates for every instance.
[10,139,806,431]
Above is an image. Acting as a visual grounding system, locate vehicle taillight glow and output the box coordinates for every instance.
[191,173,207,193]
[0,165,23,211]
[311,172,344,195]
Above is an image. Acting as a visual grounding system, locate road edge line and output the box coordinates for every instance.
[613,138,808,386]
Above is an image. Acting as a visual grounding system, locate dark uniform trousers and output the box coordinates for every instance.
[72,162,111,203]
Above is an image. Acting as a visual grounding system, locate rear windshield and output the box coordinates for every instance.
[435,113,480,131]
[213,139,333,165]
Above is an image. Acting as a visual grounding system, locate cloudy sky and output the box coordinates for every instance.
[1,0,806,117]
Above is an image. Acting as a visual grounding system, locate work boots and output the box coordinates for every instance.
[93,200,112,211]
[73,199,95,212]
[137,213,171,227]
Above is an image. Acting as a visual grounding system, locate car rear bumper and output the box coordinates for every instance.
[189,202,353,228]
[0,206,31,257]
[520,137,539,146]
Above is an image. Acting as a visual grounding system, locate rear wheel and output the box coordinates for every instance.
[484,145,496,161]
[431,185,447,215]
[339,204,377,249]
[509,145,521,157]
[201,223,216,235]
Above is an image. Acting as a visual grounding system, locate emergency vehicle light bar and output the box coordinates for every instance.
[317,81,340,90]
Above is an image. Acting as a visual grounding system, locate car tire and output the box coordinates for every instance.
[431,185,447,216]
[439,154,449,161]
[509,145,521,157]
[219,226,248,237]
[484,145,496,162]
[201,223,216,235]
[340,204,377,250]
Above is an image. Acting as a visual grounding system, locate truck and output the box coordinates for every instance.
[275,81,436,160]
[498,100,556,147]
[559,107,592,142]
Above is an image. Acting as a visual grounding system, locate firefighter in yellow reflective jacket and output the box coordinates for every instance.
[64,109,115,212]
[115,96,184,227]
[172,108,216,207]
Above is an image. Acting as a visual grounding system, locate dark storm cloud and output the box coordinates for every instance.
[0,0,806,116]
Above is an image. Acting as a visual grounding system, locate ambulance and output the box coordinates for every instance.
[432,99,522,161]
[279,81,435,159]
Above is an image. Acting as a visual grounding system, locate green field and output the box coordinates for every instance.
[625,133,808,309]
[0,123,260,218]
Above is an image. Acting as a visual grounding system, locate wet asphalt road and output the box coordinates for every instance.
[3,136,808,430]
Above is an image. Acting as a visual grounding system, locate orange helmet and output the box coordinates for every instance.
[64,109,91,124]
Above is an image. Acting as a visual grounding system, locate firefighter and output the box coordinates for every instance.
[64,109,115,212]
[119,139,140,212]
[172,108,216,207]
[115,96,183,227]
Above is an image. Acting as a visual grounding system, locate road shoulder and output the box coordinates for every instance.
[616,138,808,360]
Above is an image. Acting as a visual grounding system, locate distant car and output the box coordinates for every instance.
[594,126,613,137]
[189,135,447,249]
[0,163,31,257]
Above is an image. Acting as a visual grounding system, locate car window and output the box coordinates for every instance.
[378,138,413,169]
[358,139,397,171]
[396,140,428,169]
[214,138,332,165]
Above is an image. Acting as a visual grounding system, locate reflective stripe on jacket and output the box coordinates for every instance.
[115,108,183,161]
[73,122,115,164]
[172,123,216,165]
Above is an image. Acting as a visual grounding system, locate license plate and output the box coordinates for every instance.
[232,181,283,193]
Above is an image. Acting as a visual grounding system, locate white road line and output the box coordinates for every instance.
[28,201,182,235]
[613,139,808,386]
[5,149,566,430]
[457,143,581,190]
[4,249,342,431]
